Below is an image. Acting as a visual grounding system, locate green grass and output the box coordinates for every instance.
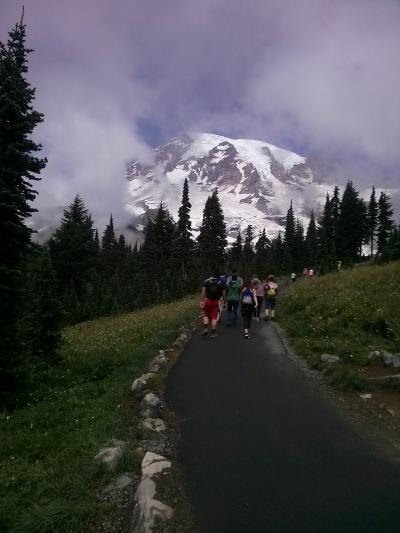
[279,261,400,387]
[0,296,198,533]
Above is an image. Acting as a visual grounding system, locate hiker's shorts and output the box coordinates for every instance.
[204,298,220,321]
[265,298,277,310]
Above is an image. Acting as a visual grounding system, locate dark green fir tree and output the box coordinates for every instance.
[197,189,227,274]
[377,192,394,254]
[0,15,47,393]
[367,186,378,256]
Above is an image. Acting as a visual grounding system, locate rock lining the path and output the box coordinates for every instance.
[320,353,341,364]
[94,446,124,472]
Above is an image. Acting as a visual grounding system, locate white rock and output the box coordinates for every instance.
[320,354,341,364]
[382,351,394,366]
[132,378,146,394]
[142,452,171,478]
[392,354,400,368]
[139,418,166,440]
[103,473,135,493]
[132,373,156,396]
[155,354,168,366]
[368,350,381,361]
[131,477,174,532]
[360,393,372,400]
[148,363,161,374]
[94,446,123,472]
[141,393,161,410]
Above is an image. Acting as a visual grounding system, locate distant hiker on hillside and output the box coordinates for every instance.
[241,279,257,339]
[264,274,279,321]
[291,272,297,283]
[252,275,265,321]
[226,270,243,327]
[201,272,227,338]
[308,268,314,278]
[302,267,308,280]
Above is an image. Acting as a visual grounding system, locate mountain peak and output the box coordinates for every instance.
[125,133,331,242]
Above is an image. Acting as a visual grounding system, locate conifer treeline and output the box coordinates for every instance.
[226,183,398,278]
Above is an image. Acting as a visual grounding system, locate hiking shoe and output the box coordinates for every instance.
[264,316,269,322]
[211,332,218,339]
[256,317,259,322]
[201,329,208,336]
[244,333,250,339]
[226,321,231,327]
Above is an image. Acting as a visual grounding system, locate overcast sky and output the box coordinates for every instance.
[1,0,399,225]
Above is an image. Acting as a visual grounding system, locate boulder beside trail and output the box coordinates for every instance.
[320,354,341,364]
[94,446,123,472]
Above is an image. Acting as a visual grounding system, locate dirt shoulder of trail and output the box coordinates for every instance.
[274,322,400,459]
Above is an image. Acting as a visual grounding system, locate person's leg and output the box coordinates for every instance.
[232,300,239,325]
[256,297,263,318]
[210,300,219,336]
[264,299,271,320]
[243,305,251,336]
[227,300,233,325]
[270,299,276,319]
[202,307,209,335]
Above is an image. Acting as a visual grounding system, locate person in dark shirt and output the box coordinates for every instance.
[200,271,226,338]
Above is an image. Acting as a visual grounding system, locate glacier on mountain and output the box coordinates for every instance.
[125,133,332,242]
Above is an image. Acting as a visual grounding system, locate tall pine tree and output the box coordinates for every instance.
[377,192,394,254]
[197,190,227,274]
[0,16,47,391]
[367,186,378,256]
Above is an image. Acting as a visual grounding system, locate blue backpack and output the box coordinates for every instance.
[241,287,255,305]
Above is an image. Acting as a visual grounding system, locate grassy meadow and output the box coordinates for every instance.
[279,261,400,388]
[0,296,198,533]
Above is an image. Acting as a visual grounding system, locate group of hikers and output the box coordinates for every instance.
[200,271,279,339]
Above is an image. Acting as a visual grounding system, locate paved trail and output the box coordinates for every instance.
[166,319,400,533]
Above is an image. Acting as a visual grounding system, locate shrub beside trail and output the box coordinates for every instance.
[279,261,400,378]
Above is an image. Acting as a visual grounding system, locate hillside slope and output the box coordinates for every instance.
[279,261,400,364]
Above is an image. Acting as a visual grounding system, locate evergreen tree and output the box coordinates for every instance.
[305,210,318,268]
[22,248,62,362]
[293,219,305,272]
[197,190,227,274]
[377,192,394,254]
[367,186,378,256]
[336,181,366,263]
[282,201,295,272]
[331,186,340,257]
[318,193,333,269]
[0,16,47,391]
[243,225,255,274]
[229,230,243,271]
[48,195,97,295]
[255,228,270,276]
[172,178,194,282]
[101,214,118,277]
[141,203,176,299]
[381,226,400,261]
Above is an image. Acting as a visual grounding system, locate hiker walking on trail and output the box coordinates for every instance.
[226,270,242,327]
[201,272,226,338]
[264,274,278,321]
[291,272,297,283]
[252,275,265,321]
[241,279,257,339]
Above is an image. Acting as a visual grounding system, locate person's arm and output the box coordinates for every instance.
[253,289,258,307]
[222,287,227,308]
[200,286,206,307]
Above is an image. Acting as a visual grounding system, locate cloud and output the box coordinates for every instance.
[1,0,399,228]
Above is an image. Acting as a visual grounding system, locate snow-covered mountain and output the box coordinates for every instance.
[125,133,334,242]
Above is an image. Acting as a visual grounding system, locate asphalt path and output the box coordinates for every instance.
[166,316,400,533]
